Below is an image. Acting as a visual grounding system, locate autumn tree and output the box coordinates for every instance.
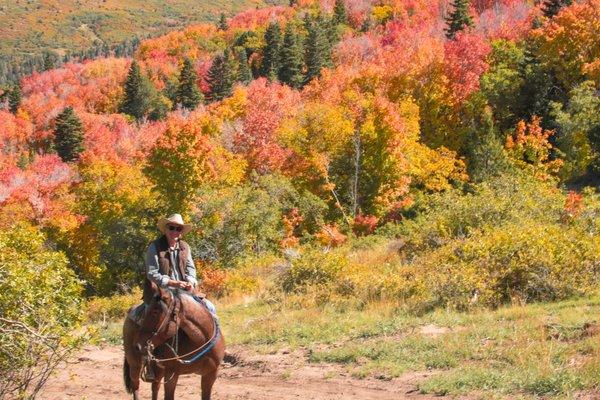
[445,0,474,39]
[278,23,304,89]
[72,157,160,293]
[119,60,156,121]
[145,116,246,213]
[206,49,237,102]
[176,58,203,110]
[54,106,85,163]
[260,22,282,80]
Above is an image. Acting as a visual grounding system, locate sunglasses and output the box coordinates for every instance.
[168,225,183,232]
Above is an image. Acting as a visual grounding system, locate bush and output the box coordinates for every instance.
[377,173,600,310]
[188,174,326,266]
[85,289,141,323]
[279,249,347,293]
[397,222,600,310]
[0,224,84,399]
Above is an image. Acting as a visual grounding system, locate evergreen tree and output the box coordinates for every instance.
[8,83,21,114]
[176,58,203,110]
[260,22,282,80]
[206,49,236,102]
[235,47,253,85]
[304,15,331,84]
[465,109,509,183]
[333,0,348,25]
[542,0,573,19]
[445,0,474,40]
[278,24,304,89]
[360,17,372,33]
[42,51,58,71]
[218,13,229,31]
[515,38,559,127]
[119,60,155,121]
[54,106,84,162]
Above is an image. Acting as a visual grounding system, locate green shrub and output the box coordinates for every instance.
[85,289,142,323]
[377,173,600,310]
[0,224,84,399]
[189,174,326,267]
[279,248,347,293]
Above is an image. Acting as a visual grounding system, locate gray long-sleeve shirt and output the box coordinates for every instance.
[145,240,198,288]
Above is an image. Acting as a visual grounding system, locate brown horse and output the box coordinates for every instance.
[123,287,225,400]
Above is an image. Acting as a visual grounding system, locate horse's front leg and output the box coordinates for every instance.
[163,372,179,400]
[201,370,218,400]
[151,370,164,400]
[124,357,141,400]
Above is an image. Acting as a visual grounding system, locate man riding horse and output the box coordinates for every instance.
[123,213,224,400]
[143,213,216,315]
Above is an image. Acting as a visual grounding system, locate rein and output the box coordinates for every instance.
[145,296,220,366]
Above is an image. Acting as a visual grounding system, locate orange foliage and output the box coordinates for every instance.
[505,116,563,180]
[281,208,304,248]
[315,224,347,247]
[532,0,600,88]
[561,190,584,223]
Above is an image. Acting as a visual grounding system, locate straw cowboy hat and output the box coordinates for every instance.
[157,213,192,235]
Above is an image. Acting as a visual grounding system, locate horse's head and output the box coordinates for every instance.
[136,285,180,352]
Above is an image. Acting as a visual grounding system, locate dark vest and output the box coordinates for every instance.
[143,236,190,304]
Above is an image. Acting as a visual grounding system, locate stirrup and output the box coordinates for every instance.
[141,359,156,382]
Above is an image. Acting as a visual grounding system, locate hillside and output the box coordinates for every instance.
[1,0,599,398]
[0,0,283,59]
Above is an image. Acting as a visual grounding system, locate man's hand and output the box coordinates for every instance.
[169,280,193,291]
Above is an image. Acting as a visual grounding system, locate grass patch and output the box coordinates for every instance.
[220,292,600,398]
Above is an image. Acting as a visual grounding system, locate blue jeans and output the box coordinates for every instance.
[193,296,217,315]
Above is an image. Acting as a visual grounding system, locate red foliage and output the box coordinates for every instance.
[228,6,292,30]
[81,113,162,162]
[476,0,533,40]
[0,154,79,228]
[443,31,491,103]
[353,214,379,236]
[233,78,299,174]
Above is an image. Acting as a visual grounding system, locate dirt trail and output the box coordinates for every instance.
[38,345,445,400]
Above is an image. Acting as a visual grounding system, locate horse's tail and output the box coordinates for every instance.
[123,357,133,394]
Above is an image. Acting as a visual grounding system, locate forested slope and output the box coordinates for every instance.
[0,0,599,397]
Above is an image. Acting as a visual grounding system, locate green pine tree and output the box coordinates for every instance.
[8,83,21,114]
[542,0,573,19]
[54,106,84,162]
[218,13,229,31]
[445,0,474,40]
[465,109,509,183]
[176,58,203,110]
[260,22,282,80]
[119,60,156,121]
[333,0,348,25]
[235,47,253,84]
[206,49,236,102]
[278,24,304,89]
[360,17,372,33]
[304,15,331,84]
